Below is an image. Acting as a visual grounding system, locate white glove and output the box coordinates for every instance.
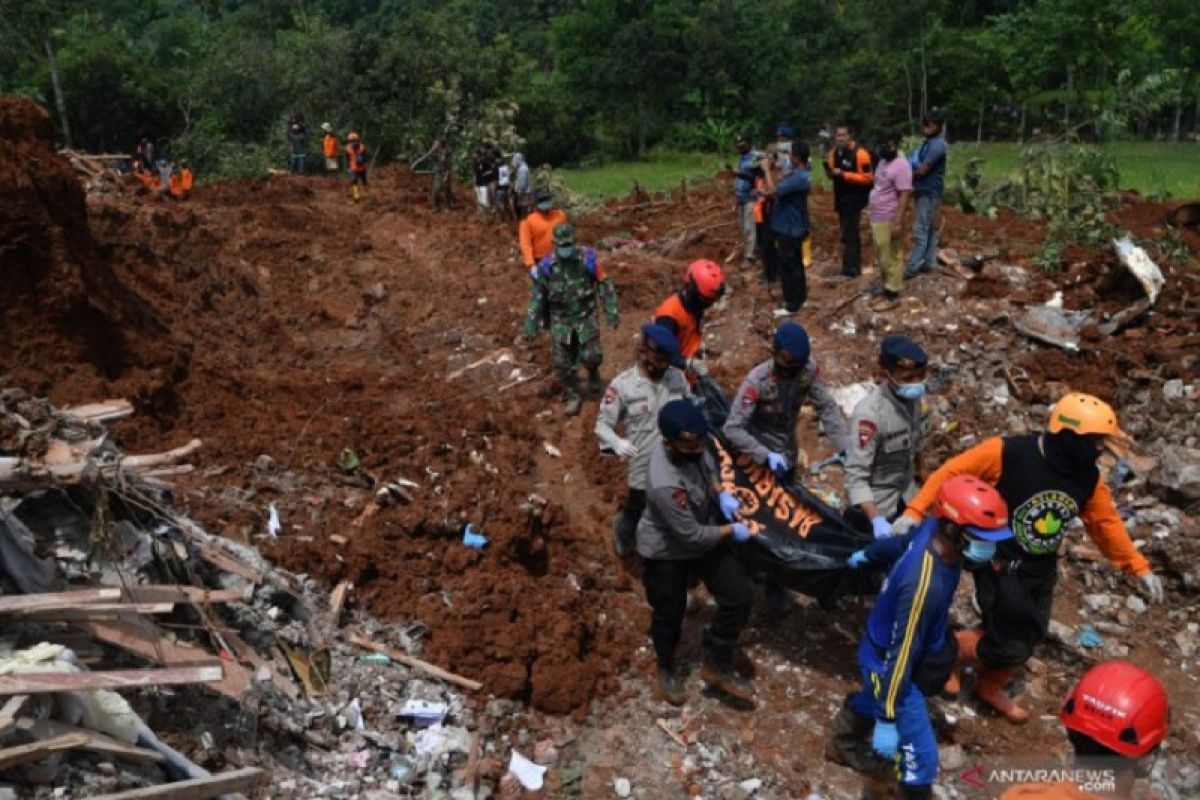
[890,513,920,536]
[688,357,709,377]
[1139,573,1165,604]
[613,439,638,460]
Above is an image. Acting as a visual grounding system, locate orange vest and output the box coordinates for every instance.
[181,169,194,192]
[518,209,569,267]
[169,172,184,197]
[753,177,766,224]
[346,142,366,172]
[654,293,702,359]
[323,134,338,158]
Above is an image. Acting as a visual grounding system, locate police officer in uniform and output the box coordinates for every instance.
[893,393,1166,722]
[595,324,690,556]
[638,400,756,706]
[844,335,929,538]
[723,321,849,612]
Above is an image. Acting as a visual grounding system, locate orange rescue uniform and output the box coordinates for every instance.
[825,144,874,187]
[903,436,1149,576]
[653,292,702,360]
[518,209,569,267]
[323,133,338,159]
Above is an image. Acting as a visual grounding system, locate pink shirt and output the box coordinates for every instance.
[869,154,913,222]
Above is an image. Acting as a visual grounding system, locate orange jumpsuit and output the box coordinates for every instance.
[653,293,702,360]
[518,209,569,267]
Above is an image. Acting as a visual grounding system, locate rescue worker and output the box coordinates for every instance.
[512,153,533,218]
[519,187,569,272]
[346,132,367,200]
[844,335,929,538]
[752,174,774,289]
[723,321,848,614]
[431,138,454,211]
[1000,661,1169,800]
[832,476,1014,799]
[762,140,813,317]
[168,160,194,199]
[638,399,756,706]
[523,224,619,416]
[653,259,726,379]
[595,324,690,556]
[733,132,760,267]
[723,321,849,483]
[321,123,339,174]
[892,393,1167,723]
[824,122,874,277]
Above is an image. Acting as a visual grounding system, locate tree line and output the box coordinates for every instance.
[2,0,1196,177]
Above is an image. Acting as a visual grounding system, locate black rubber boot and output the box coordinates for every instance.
[824,696,883,774]
[700,629,755,704]
[655,666,686,706]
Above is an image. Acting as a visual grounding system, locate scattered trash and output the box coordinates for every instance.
[344,698,365,731]
[1013,303,1090,351]
[462,524,488,550]
[388,756,415,782]
[739,777,763,794]
[613,776,632,797]
[337,448,361,472]
[397,699,448,728]
[360,653,392,666]
[1077,624,1104,649]
[267,502,282,537]
[543,441,562,458]
[508,749,547,791]
[1113,237,1164,304]
[347,749,371,769]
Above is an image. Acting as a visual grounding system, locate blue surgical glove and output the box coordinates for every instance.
[766,452,789,475]
[730,522,751,543]
[718,491,741,522]
[871,516,893,540]
[872,720,899,759]
[846,550,869,569]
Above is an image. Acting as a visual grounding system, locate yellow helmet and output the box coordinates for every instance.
[1047,392,1122,436]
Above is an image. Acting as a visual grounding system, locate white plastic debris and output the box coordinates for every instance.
[508,750,547,791]
[614,777,632,797]
[1113,237,1164,304]
[267,503,281,537]
[344,698,365,731]
[397,699,448,728]
[1046,290,1064,309]
[543,442,562,458]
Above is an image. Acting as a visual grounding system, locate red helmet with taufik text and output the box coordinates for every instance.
[1060,661,1169,758]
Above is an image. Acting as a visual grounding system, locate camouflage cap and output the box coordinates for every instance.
[553,224,575,247]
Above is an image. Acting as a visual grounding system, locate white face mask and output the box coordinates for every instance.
[894,382,926,401]
[964,538,997,564]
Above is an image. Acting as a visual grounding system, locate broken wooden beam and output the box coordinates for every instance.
[60,399,134,423]
[0,588,121,614]
[190,541,265,583]
[86,767,265,799]
[16,718,165,764]
[0,665,223,695]
[329,580,351,623]
[0,694,30,738]
[348,630,483,691]
[124,585,251,605]
[9,602,175,620]
[0,732,90,770]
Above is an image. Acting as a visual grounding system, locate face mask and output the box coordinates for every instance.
[774,359,802,379]
[893,382,926,401]
[964,538,997,564]
[1044,429,1102,474]
[537,202,552,212]
[669,448,703,465]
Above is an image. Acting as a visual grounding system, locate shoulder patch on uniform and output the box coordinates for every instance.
[602,386,618,405]
[741,385,759,409]
[857,419,877,448]
[671,488,690,509]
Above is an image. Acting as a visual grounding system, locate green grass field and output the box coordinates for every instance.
[562,142,1200,200]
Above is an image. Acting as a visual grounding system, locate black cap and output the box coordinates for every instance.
[924,107,946,125]
[880,335,928,370]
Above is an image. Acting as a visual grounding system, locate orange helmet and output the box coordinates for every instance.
[1048,392,1122,436]
[935,475,1012,540]
[1060,661,1169,758]
[347,132,360,142]
[685,259,725,301]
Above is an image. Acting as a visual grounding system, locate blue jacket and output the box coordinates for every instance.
[910,135,948,197]
[860,519,961,720]
[770,167,811,239]
[735,151,758,202]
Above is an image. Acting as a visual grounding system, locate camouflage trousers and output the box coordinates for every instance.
[551,331,603,397]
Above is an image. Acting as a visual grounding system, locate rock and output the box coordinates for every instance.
[96,762,116,776]
[1126,595,1147,615]
[613,777,632,798]
[1082,593,1116,614]
[532,739,558,766]
[739,777,763,794]
[1152,445,1200,503]
[940,744,967,771]
[1163,379,1185,402]
[1174,625,1199,658]
[255,454,275,471]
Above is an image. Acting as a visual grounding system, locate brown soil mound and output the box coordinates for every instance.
[4,95,1198,721]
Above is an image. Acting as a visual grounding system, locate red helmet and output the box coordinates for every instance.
[685,260,725,301]
[1060,661,1169,758]
[934,475,1012,541]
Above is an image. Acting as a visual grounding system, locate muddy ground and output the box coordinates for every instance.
[2,95,1197,798]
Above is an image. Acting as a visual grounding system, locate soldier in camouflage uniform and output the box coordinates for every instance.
[431,138,454,211]
[523,224,619,416]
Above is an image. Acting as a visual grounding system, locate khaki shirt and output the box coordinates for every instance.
[636,441,726,560]
[594,365,690,489]
[844,382,928,517]
[723,358,849,466]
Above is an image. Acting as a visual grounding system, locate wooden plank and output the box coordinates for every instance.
[16,718,165,764]
[0,666,223,695]
[0,694,30,737]
[0,732,90,770]
[347,630,483,691]
[328,580,351,623]
[60,399,134,423]
[13,602,175,618]
[0,588,121,614]
[86,767,264,799]
[125,586,250,605]
[191,542,264,584]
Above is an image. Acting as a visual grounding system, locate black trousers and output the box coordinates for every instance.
[757,221,777,284]
[642,545,753,670]
[838,208,863,275]
[775,233,808,311]
[975,557,1058,668]
[614,488,646,550]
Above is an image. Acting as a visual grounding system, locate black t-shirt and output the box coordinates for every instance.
[474,155,495,186]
